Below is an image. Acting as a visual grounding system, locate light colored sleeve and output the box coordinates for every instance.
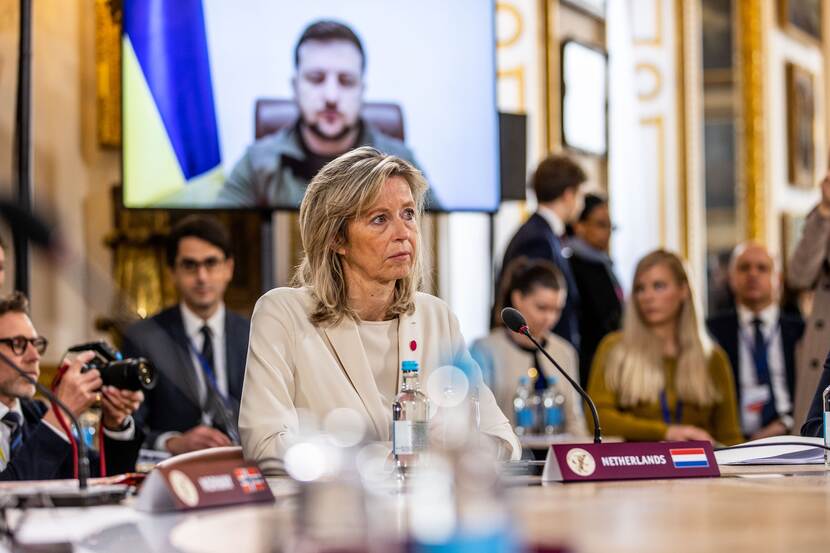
[239,294,298,475]
[787,206,830,290]
[447,313,521,461]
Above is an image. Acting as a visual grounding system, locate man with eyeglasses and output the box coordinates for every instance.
[122,215,250,455]
[0,292,144,480]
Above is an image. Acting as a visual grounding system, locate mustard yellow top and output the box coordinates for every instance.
[587,332,743,446]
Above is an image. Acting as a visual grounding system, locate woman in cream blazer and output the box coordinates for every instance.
[239,148,520,474]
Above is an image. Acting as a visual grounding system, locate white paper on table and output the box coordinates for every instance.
[715,435,825,465]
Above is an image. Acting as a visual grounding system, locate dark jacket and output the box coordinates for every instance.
[706,309,804,433]
[499,213,580,349]
[0,398,142,481]
[802,349,830,437]
[122,305,250,450]
[569,243,623,388]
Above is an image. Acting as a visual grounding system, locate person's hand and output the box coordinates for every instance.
[101,386,144,430]
[750,420,788,442]
[52,351,101,418]
[818,172,830,217]
[664,424,714,443]
[165,425,231,455]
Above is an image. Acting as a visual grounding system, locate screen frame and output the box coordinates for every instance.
[119,1,501,214]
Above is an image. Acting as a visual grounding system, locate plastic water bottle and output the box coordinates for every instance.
[392,360,429,476]
[512,376,536,435]
[823,384,830,467]
[542,376,566,435]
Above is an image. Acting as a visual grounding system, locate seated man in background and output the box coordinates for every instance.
[707,242,804,440]
[0,292,143,480]
[217,20,422,208]
[122,216,250,455]
[569,194,623,388]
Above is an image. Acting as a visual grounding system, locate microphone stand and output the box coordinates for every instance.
[520,327,602,444]
[0,349,90,489]
[0,350,127,506]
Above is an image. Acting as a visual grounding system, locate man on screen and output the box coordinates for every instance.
[217,20,427,208]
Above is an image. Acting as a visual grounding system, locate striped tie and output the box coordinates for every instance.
[2,411,23,457]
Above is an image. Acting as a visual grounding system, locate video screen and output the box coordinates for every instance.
[122,0,499,212]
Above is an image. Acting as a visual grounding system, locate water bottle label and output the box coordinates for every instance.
[546,406,564,427]
[825,412,830,447]
[393,421,428,454]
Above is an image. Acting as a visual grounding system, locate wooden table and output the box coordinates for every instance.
[507,464,830,553]
[6,465,830,552]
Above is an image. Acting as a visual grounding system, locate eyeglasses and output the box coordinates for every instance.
[176,256,226,274]
[0,336,48,355]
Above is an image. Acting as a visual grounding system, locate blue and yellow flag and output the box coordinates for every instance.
[123,0,223,206]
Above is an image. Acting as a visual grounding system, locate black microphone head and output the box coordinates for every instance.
[501,307,528,334]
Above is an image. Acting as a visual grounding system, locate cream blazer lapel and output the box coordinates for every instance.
[323,317,390,440]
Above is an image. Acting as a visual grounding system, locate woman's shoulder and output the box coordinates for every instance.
[546,333,578,356]
[707,343,732,375]
[413,291,449,312]
[254,287,314,313]
[471,329,509,351]
[596,331,623,353]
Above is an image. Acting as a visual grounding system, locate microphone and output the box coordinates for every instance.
[0,350,126,506]
[501,307,602,444]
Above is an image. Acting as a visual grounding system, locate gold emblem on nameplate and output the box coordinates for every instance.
[169,469,200,507]
[565,448,596,477]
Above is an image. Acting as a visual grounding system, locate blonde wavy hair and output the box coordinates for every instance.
[605,250,718,407]
[294,146,427,325]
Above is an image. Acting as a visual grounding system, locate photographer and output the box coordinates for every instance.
[0,292,144,481]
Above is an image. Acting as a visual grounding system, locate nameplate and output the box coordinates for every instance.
[135,446,274,512]
[542,441,720,482]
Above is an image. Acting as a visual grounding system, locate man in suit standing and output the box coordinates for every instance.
[707,242,804,440]
[123,216,250,455]
[499,154,586,349]
[0,292,143,480]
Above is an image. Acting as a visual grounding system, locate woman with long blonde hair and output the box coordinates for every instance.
[587,250,742,444]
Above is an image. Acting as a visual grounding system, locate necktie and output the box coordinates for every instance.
[200,325,217,388]
[751,317,778,426]
[3,411,23,458]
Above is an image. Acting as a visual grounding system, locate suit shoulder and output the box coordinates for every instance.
[547,333,577,357]
[20,397,48,420]
[124,306,178,337]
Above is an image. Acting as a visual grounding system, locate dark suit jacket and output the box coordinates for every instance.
[803,350,830,437]
[0,398,142,481]
[569,253,622,388]
[706,309,804,434]
[121,305,250,450]
[499,213,580,349]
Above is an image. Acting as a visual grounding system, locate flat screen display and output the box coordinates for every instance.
[122,0,499,211]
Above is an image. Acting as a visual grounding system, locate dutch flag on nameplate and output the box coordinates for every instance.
[669,448,710,468]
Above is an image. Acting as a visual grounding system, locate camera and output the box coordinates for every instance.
[68,341,157,392]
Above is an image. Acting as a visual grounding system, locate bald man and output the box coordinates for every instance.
[707,243,804,441]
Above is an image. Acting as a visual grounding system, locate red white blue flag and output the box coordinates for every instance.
[669,448,709,468]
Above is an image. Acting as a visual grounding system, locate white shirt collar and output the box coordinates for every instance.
[736,303,779,331]
[537,205,566,237]
[180,302,226,341]
[0,398,23,420]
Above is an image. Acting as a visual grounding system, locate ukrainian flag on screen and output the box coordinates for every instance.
[123,0,223,207]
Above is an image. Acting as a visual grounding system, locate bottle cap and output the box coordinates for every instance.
[401,360,419,372]
[519,375,529,384]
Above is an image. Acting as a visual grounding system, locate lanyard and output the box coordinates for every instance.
[187,338,228,405]
[660,391,683,424]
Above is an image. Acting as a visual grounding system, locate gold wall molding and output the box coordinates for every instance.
[640,116,667,246]
[496,2,525,49]
[633,0,664,47]
[496,67,527,112]
[95,0,122,147]
[736,0,766,242]
[635,62,663,101]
